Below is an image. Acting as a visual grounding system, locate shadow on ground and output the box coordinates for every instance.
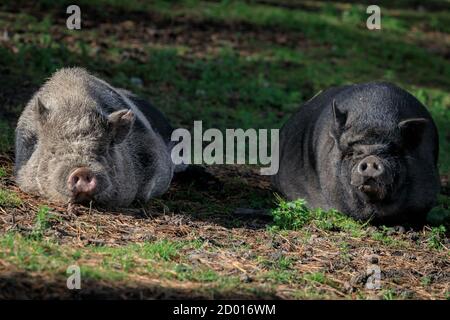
[0,272,279,299]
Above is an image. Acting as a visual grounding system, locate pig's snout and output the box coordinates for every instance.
[67,167,97,201]
[357,155,384,178]
[352,155,389,201]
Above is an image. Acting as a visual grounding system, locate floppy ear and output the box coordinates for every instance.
[332,100,347,129]
[108,109,135,144]
[398,118,428,149]
[34,98,49,123]
[331,100,347,139]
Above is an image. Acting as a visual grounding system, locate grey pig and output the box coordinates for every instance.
[15,67,182,207]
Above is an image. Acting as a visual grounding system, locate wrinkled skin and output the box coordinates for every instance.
[272,82,440,224]
[15,68,180,207]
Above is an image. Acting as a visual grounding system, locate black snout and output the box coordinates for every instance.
[351,155,389,201]
[357,155,384,178]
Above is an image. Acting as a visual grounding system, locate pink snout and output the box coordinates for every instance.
[67,167,97,200]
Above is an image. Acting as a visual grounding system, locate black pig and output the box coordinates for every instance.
[272,82,440,224]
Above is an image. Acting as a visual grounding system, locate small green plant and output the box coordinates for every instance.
[262,270,299,284]
[0,189,22,207]
[277,256,294,270]
[31,206,53,240]
[0,167,7,178]
[141,239,182,261]
[427,226,447,250]
[194,269,219,282]
[303,271,339,289]
[271,197,311,230]
[371,226,394,244]
[382,289,397,300]
[271,197,365,236]
[304,272,326,284]
[420,276,432,286]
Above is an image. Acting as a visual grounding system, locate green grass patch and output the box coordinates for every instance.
[382,288,397,300]
[370,226,409,247]
[304,272,327,284]
[0,167,7,178]
[140,239,183,261]
[271,197,366,236]
[0,188,22,207]
[261,270,299,284]
[30,206,55,240]
[303,271,340,289]
[427,225,447,250]
[0,233,202,283]
[371,231,396,246]
[0,232,67,272]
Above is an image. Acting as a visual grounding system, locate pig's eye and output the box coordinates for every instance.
[343,150,354,158]
[344,149,364,159]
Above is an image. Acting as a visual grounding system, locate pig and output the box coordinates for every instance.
[272,82,440,224]
[15,67,182,207]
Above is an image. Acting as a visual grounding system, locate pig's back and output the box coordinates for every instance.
[84,73,174,147]
[116,90,174,145]
[273,85,350,201]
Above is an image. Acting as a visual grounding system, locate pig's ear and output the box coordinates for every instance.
[331,100,347,141]
[34,98,49,123]
[398,118,428,149]
[108,109,135,144]
[332,100,347,130]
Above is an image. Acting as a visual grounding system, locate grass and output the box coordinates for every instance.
[382,288,397,300]
[0,167,7,178]
[0,0,449,299]
[0,231,248,295]
[140,239,183,261]
[0,189,22,208]
[30,206,56,240]
[304,272,328,285]
[427,226,447,250]
[371,229,406,247]
[271,197,366,237]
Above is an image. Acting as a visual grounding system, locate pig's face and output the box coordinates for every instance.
[337,137,401,203]
[330,101,428,219]
[33,99,135,205]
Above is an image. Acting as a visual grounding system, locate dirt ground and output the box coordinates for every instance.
[0,153,448,300]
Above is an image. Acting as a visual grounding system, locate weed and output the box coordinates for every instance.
[427,226,447,250]
[30,206,54,240]
[0,167,7,178]
[304,272,327,284]
[140,239,183,261]
[271,197,366,236]
[0,189,22,208]
[382,289,397,300]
